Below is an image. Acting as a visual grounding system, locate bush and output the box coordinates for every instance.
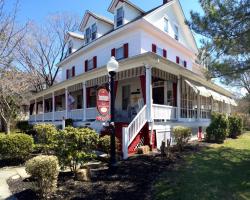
[0,133,34,161]
[206,112,229,143]
[65,118,74,127]
[34,124,58,154]
[16,121,33,134]
[25,155,59,198]
[228,115,243,138]
[53,127,98,173]
[98,135,120,154]
[173,126,192,151]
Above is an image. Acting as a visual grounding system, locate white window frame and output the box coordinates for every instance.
[85,27,91,44]
[68,40,73,54]
[115,46,124,60]
[87,59,94,70]
[174,24,179,41]
[164,17,169,33]
[91,23,97,40]
[116,7,124,27]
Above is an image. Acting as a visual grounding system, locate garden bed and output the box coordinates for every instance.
[8,145,200,200]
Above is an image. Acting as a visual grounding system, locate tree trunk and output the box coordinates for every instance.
[2,120,11,134]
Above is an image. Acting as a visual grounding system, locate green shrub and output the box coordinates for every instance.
[65,118,74,127]
[34,124,58,154]
[206,112,229,143]
[25,155,59,198]
[228,115,243,138]
[16,121,33,134]
[98,135,120,154]
[173,126,192,151]
[53,127,98,173]
[0,133,34,161]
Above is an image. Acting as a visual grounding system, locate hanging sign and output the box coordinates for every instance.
[96,87,110,121]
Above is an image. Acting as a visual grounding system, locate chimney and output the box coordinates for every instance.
[163,0,168,4]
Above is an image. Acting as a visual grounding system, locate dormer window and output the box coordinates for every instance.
[164,18,168,32]
[116,7,124,27]
[68,40,73,55]
[174,25,179,41]
[91,23,97,40]
[86,27,91,44]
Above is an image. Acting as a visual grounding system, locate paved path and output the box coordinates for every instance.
[0,166,28,200]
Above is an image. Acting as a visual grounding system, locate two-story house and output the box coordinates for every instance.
[29,0,237,158]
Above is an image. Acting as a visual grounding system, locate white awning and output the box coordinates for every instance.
[185,80,211,97]
[208,89,223,102]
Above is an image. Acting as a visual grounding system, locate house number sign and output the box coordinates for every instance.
[96,87,110,121]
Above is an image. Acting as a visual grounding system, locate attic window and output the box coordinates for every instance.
[174,25,179,41]
[164,18,168,32]
[116,7,124,27]
[92,23,97,40]
[68,40,73,55]
[86,27,91,44]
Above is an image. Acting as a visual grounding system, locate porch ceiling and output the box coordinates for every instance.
[31,52,234,100]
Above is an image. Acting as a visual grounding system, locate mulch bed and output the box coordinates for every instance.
[8,145,201,200]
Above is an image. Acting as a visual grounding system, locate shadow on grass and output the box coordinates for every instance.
[154,147,250,200]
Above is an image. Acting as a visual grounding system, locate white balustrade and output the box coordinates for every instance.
[44,112,53,121]
[153,104,177,121]
[54,111,66,121]
[86,108,98,120]
[36,114,43,122]
[68,109,84,121]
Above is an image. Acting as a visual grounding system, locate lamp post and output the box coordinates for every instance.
[107,56,119,167]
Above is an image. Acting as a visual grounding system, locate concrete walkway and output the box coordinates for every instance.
[0,166,28,200]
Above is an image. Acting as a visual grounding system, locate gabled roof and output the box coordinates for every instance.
[108,0,145,14]
[80,10,114,31]
[67,31,84,40]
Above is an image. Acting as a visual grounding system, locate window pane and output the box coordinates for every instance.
[164,18,168,32]
[89,88,96,107]
[174,25,179,40]
[88,59,94,70]
[92,23,97,40]
[86,28,91,43]
[116,47,124,60]
[116,7,123,27]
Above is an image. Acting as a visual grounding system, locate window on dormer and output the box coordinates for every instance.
[68,40,73,55]
[91,23,97,40]
[174,25,179,41]
[86,27,91,44]
[116,7,124,27]
[164,18,168,32]
[116,46,124,60]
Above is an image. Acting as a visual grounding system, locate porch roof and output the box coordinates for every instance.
[31,52,234,100]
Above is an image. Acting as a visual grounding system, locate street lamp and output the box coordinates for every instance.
[107,56,119,167]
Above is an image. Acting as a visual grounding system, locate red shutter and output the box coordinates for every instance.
[66,69,69,79]
[85,60,88,72]
[72,66,75,77]
[184,60,187,68]
[163,49,167,58]
[93,56,97,69]
[123,43,129,58]
[111,48,116,57]
[152,44,157,53]
[176,56,180,64]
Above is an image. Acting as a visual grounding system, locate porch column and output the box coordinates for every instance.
[177,76,181,120]
[145,64,153,122]
[65,88,68,119]
[82,81,86,121]
[42,96,45,122]
[34,99,37,122]
[52,92,55,122]
[197,94,201,120]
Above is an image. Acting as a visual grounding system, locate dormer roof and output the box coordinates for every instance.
[108,0,145,14]
[67,31,84,40]
[80,10,114,31]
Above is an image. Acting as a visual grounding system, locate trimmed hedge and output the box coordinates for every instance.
[173,126,192,151]
[0,133,34,160]
[228,115,243,138]
[25,155,59,198]
[98,135,120,154]
[206,112,228,143]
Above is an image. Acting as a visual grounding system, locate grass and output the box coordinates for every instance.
[154,132,250,200]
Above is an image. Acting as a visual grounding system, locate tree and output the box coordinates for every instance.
[188,0,250,95]
[17,13,79,91]
[0,66,32,134]
[0,0,27,68]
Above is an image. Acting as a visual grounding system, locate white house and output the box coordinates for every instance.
[29,0,237,158]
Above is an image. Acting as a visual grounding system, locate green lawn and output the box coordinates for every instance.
[154,132,250,200]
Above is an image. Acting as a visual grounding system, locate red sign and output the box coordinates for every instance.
[96,87,110,121]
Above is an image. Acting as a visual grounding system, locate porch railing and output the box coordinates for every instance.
[200,109,211,119]
[153,104,177,121]
[36,114,43,122]
[29,115,36,122]
[44,112,53,121]
[122,105,147,159]
[54,111,66,121]
[86,108,98,120]
[68,109,83,121]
